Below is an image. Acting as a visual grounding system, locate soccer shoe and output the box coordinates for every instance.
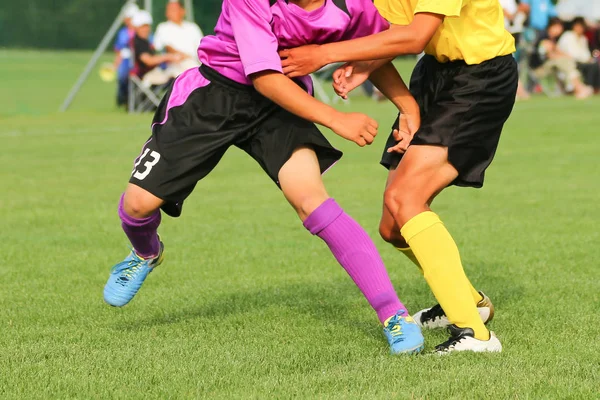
[103,241,164,307]
[413,291,495,329]
[383,310,425,355]
[435,324,502,353]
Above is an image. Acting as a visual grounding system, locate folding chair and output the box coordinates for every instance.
[127,74,169,113]
[520,28,564,97]
[127,40,173,113]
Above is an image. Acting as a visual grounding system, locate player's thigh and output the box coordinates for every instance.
[385,145,458,225]
[279,146,329,221]
[239,108,341,221]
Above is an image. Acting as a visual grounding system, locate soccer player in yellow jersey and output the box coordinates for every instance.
[279,0,518,353]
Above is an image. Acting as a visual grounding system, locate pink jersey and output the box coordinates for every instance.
[198,0,389,85]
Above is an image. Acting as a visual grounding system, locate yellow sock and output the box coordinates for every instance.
[400,211,489,340]
[396,247,483,304]
[396,247,421,269]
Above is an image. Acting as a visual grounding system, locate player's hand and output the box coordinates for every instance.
[280,45,327,77]
[330,112,378,147]
[332,63,371,100]
[387,111,420,154]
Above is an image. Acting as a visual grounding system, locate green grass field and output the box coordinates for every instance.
[1,49,599,399]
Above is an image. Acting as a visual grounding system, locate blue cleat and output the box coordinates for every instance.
[103,242,164,307]
[383,310,425,355]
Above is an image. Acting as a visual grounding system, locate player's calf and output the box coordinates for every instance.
[103,189,166,307]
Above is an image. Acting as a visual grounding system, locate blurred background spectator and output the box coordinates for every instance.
[114,3,139,107]
[154,0,203,76]
[132,10,184,85]
[529,17,593,99]
[558,17,600,92]
[520,0,558,38]
[500,0,531,99]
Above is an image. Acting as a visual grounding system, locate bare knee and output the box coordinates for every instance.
[378,218,408,248]
[292,193,329,222]
[384,187,418,225]
[122,185,163,219]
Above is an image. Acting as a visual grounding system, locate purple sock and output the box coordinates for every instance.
[118,194,161,259]
[304,198,406,324]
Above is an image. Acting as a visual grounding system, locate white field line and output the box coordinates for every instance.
[0,125,148,138]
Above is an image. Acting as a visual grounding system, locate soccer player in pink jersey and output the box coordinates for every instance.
[103,0,424,354]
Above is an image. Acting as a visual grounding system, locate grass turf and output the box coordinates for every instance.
[0,49,599,399]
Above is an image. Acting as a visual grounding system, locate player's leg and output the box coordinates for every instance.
[384,145,501,352]
[378,168,491,329]
[104,179,167,307]
[377,55,517,353]
[277,146,424,355]
[105,66,245,307]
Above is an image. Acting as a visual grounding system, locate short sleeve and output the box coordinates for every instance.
[228,0,282,77]
[114,28,130,51]
[374,0,412,25]
[153,24,167,51]
[414,0,463,17]
[344,0,390,39]
[134,37,152,56]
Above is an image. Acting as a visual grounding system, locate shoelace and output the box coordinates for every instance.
[111,255,145,284]
[386,316,405,342]
[421,304,445,323]
[436,329,468,351]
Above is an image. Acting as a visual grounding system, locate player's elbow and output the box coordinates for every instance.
[408,38,427,55]
[407,27,431,55]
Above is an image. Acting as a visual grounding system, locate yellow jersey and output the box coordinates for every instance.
[374,0,516,64]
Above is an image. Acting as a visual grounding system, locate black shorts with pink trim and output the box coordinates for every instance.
[129,65,342,217]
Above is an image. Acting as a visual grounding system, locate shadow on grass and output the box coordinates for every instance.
[111,262,524,345]
[115,281,384,341]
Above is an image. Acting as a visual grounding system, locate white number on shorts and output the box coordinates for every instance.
[132,150,161,180]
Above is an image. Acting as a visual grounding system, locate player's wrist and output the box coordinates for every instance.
[324,110,344,132]
[319,44,335,65]
[398,98,419,115]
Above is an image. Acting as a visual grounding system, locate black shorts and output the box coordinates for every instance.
[381,54,518,188]
[129,65,342,217]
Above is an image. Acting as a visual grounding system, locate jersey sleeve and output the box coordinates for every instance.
[228,0,282,77]
[153,24,167,52]
[414,0,463,17]
[114,28,130,51]
[374,0,413,25]
[344,0,390,39]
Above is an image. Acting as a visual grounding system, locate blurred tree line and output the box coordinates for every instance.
[0,0,222,49]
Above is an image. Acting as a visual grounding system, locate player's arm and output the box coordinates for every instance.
[368,62,420,153]
[280,14,442,77]
[251,72,377,146]
[229,0,378,146]
[326,14,442,61]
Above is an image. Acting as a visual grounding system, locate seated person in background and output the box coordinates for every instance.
[114,3,139,106]
[153,0,203,75]
[558,17,600,92]
[529,18,593,99]
[132,10,184,85]
[500,0,530,99]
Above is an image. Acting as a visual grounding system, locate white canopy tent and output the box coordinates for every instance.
[59,0,195,112]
